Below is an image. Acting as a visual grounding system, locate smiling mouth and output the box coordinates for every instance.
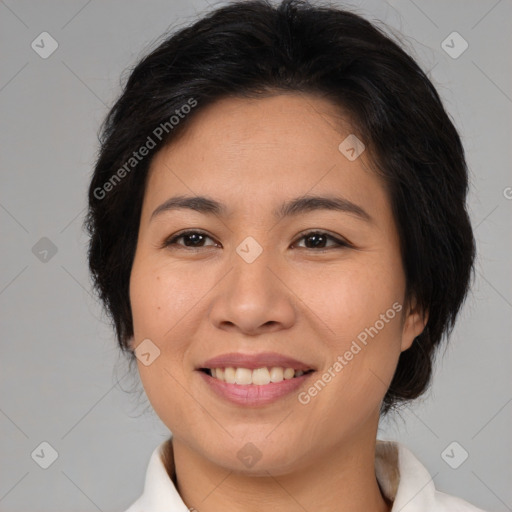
[199,367,315,385]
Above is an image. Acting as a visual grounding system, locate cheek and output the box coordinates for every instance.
[129,262,202,419]
[296,255,405,406]
[129,259,209,348]
[299,257,404,343]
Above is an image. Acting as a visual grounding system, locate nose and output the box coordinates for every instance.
[208,251,297,336]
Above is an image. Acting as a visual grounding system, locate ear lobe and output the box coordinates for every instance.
[401,300,428,352]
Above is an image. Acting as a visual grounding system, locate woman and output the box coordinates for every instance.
[86,0,487,510]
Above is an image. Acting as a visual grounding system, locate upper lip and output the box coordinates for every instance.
[198,352,316,371]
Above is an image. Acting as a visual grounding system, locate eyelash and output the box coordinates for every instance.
[161,229,352,252]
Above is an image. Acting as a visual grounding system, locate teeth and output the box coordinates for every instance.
[207,366,310,385]
[224,367,236,384]
[270,367,284,382]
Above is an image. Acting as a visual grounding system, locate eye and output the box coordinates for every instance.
[292,230,351,251]
[161,229,351,251]
[162,230,218,249]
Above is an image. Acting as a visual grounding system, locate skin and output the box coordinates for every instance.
[129,93,427,512]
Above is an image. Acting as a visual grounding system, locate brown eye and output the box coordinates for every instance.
[293,231,350,250]
[161,229,350,251]
[163,230,218,248]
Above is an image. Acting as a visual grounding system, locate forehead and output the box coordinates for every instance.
[144,93,389,222]
[171,93,356,156]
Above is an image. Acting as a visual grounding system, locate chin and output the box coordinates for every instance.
[205,441,303,476]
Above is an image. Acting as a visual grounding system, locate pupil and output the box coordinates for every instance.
[306,234,325,248]
[186,234,203,246]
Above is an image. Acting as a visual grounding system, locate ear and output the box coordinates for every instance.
[400,297,428,352]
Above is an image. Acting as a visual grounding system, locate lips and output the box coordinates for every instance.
[197,351,316,372]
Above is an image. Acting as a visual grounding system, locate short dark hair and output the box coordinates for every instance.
[85,0,476,417]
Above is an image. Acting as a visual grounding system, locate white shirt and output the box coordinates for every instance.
[124,437,488,512]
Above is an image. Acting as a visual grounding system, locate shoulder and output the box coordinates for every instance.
[121,439,187,512]
[376,439,490,512]
[122,499,142,512]
[433,490,489,512]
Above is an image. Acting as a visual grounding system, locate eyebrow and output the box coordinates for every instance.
[150,194,372,223]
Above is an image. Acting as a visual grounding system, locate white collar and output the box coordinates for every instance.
[125,437,486,512]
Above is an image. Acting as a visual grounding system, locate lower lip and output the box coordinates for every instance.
[197,370,314,406]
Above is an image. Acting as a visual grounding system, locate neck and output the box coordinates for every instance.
[165,427,393,512]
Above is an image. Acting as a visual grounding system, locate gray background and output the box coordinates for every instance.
[1,0,511,510]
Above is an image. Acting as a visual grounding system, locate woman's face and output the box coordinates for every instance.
[129,93,426,474]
